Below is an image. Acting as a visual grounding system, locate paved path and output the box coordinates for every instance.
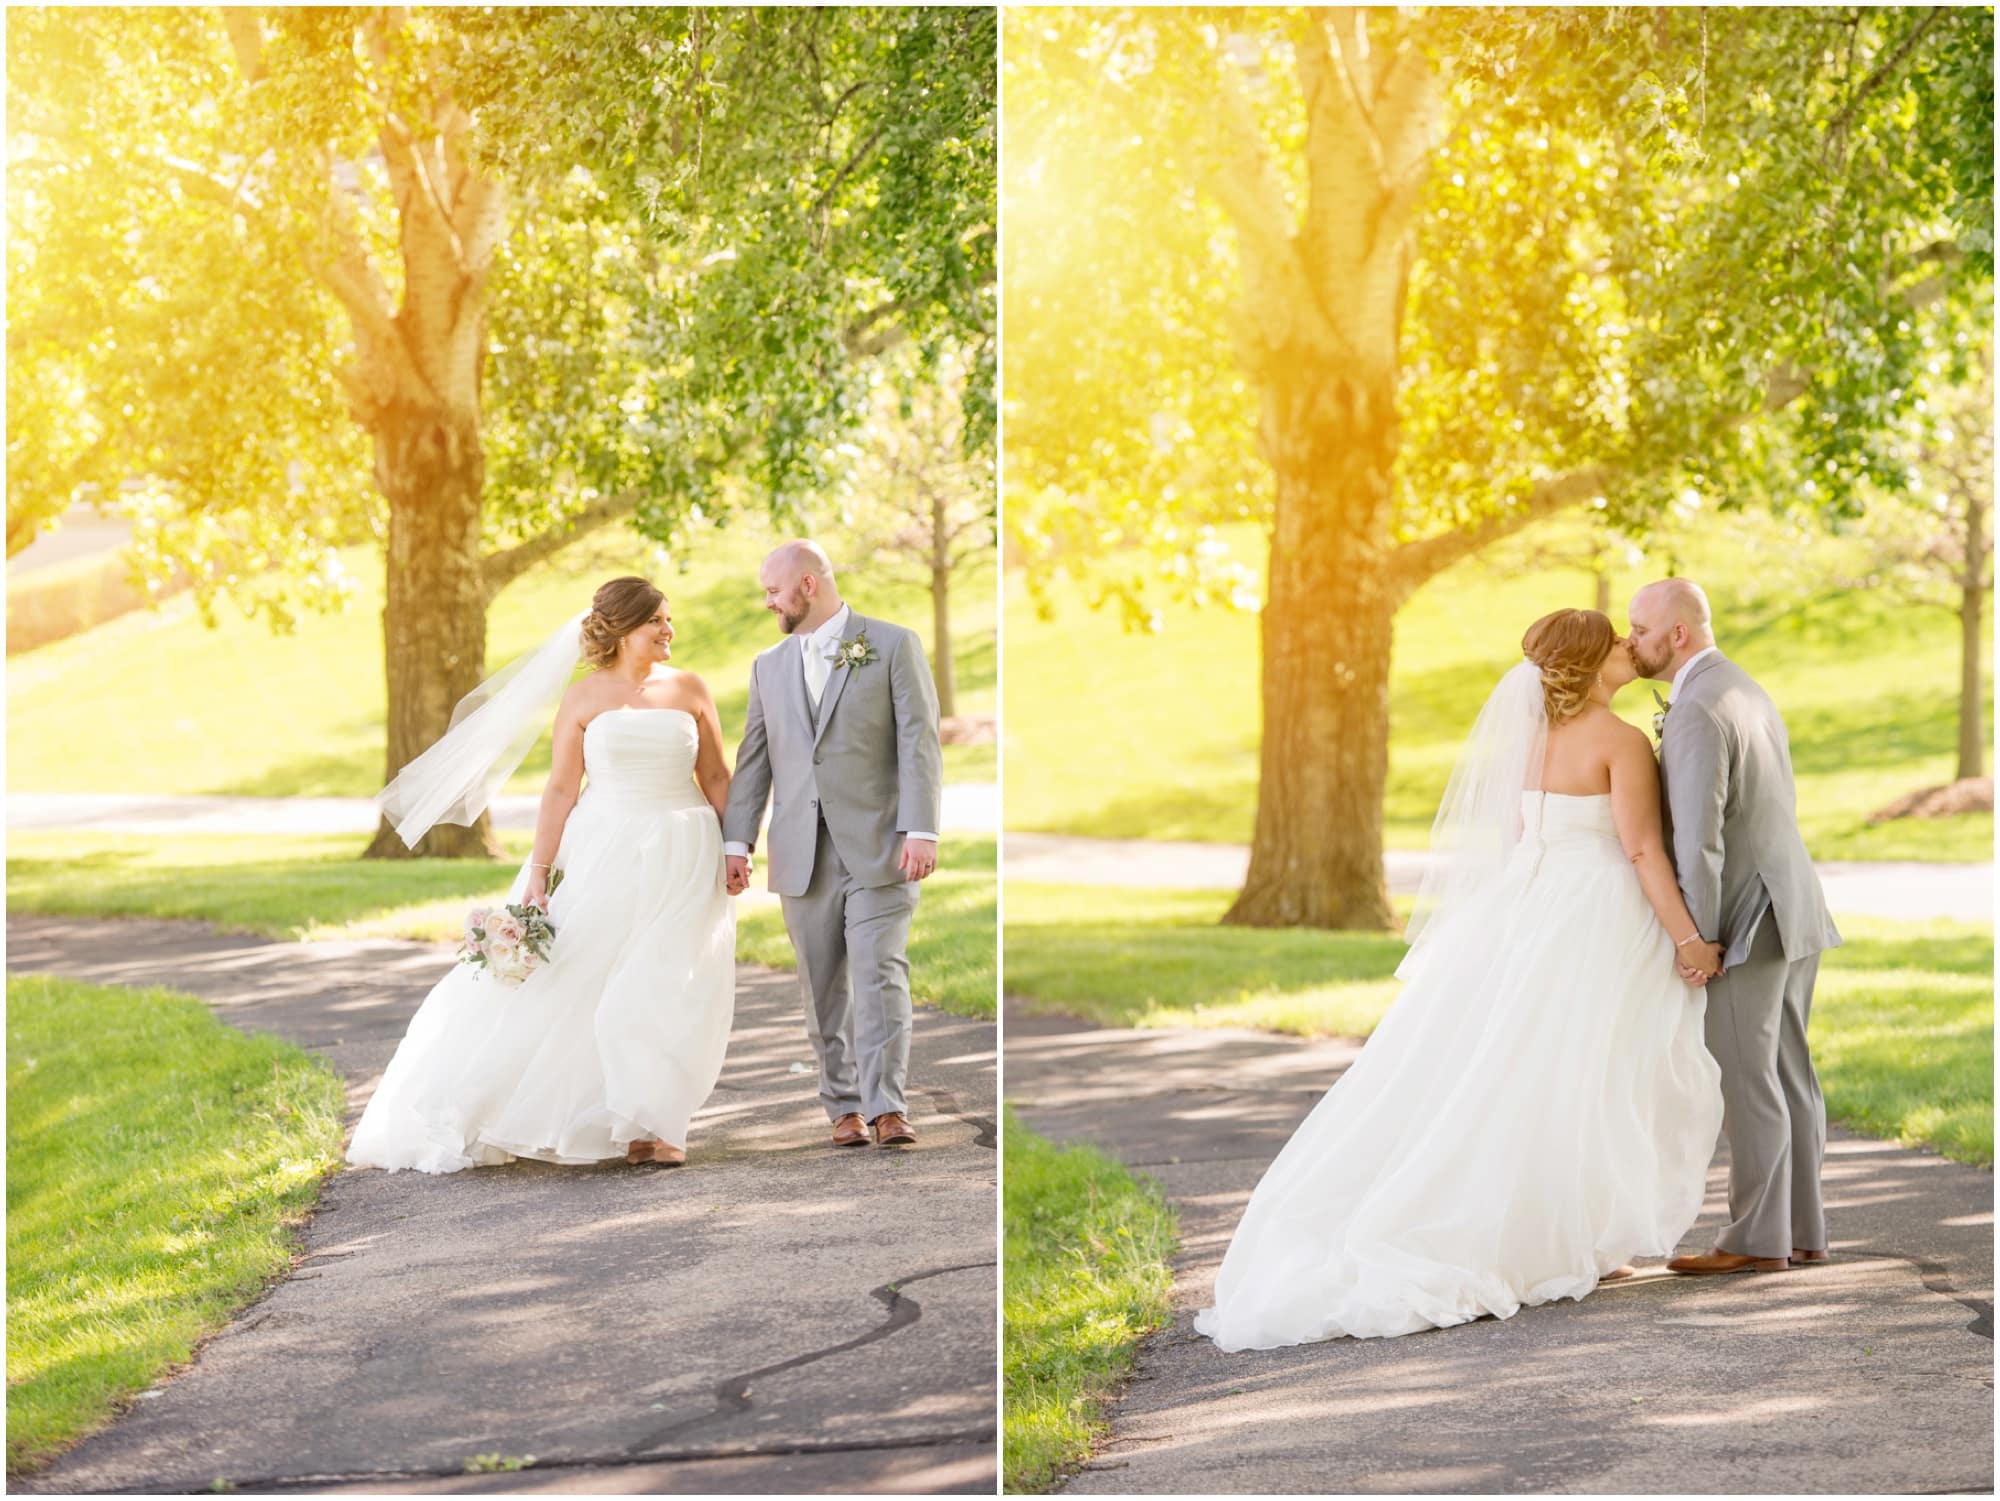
[7,784,998,838]
[1004,833,1995,922]
[1008,1000,1993,1496]
[6,917,996,1495]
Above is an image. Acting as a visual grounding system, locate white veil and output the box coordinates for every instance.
[374,609,590,849]
[1396,659,1549,981]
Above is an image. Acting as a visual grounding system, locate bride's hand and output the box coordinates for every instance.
[1677,962,1709,987]
[524,871,550,910]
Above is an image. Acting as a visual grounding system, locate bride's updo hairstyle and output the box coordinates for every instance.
[1521,608,1616,724]
[581,576,667,669]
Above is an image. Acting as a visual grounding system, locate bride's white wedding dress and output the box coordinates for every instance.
[1195,790,1724,1350]
[348,707,736,1173]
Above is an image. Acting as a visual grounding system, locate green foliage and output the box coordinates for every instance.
[1004,8,1992,602]
[7,7,994,615]
[1002,1107,1176,1495]
[6,976,344,1471]
[1007,890,1993,1166]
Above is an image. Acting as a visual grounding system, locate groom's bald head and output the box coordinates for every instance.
[1626,577,1716,680]
[759,540,842,634]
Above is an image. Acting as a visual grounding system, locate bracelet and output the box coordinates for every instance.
[1676,931,1703,947]
[527,862,553,871]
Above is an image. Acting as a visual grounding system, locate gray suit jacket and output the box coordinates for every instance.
[722,612,944,897]
[1658,653,1841,967]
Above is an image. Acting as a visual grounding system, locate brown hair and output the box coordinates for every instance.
[580,576,666,669]
[1521,608,1616,724]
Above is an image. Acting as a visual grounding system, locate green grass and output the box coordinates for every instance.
[1002,1107,1177,1495]
[7,513,996,797]
[1006,884,1993,1165]
[6,976,345,1473]
[1005,517,1992,862]
[6,831,997,1021]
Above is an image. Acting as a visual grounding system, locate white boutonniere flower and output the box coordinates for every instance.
[1651,687,1670,744]
[829,630,879,671]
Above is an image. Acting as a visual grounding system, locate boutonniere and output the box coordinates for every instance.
[1651,687,1671,744]
[829,629,879,671]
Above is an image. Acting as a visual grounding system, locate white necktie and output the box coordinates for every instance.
[804,632,830,706]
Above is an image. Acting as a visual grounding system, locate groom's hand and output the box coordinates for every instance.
[899,837,939,882]
[725,854,752,895]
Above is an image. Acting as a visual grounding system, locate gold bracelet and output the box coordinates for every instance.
[1676,931,1702,947]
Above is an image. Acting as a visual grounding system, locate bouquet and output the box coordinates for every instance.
[459,901,557,987]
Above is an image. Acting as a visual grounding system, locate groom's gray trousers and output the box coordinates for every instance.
[782,818,920,1123]
[1703,913,1827,1259]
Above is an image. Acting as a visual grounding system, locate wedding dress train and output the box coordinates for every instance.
[348,707,736,1173]
[1195,791,1724,1350]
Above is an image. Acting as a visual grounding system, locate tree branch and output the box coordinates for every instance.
[1389,465,1612,593]
[480,490,644,598]
[1826,7,1945,148]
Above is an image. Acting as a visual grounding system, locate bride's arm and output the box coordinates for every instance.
[526,693,587,907]
[682,674,733,819]
[1609,731,1724,978]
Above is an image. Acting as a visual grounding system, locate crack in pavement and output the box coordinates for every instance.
[231,1430,999,1493]
[628,1261,998,1454]
[1842,1249,1994,1340]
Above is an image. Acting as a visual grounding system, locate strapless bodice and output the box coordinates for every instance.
[1518,789,1618,842]
[580,708,707,811]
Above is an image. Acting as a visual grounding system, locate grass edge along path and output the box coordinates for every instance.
[1003,1106,1178,1495]
[1005,884,1994,1168]
[6,976,345,1476]
[5,832,998,1021]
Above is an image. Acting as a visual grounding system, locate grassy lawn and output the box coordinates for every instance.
[6,976,344,1474]
[7,832,997,1021]
[7,513,996,796]
[1003,1107,1176,1495]
[1005,517,1992,862]
[1006,884,1993,1166]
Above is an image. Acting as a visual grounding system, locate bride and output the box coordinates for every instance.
[1196,608,1726,1350]
[347,576,738,1174]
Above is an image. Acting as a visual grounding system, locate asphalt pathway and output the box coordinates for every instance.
[1003,834,1994,923]
[7,917,997,1495]
[1008,1000,1994,1496]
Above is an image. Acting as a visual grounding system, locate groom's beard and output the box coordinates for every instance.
[775,605,806,634]
[1628,642,1669,679]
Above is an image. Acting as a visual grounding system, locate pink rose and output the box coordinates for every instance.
[489,912,526,944]
[464,907,490,942]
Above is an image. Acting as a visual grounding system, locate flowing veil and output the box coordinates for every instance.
[374,609,590,848]
[1396,659,1549,981]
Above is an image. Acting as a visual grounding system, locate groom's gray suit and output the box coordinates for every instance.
[1659,651,1842,1258]
[723,610,943,1123]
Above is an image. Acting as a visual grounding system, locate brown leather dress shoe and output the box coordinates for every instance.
[831,1113,870,1148]
[1791,1247,1830,1263]
[871,1111,917,1147]
[1667,1248,1790,1275]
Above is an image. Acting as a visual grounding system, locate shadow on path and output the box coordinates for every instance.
[1008,1002,1993,1496]
[6,917,996,1495]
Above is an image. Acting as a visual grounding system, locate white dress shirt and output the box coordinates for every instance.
[1668,645,1721,705]
[724,603,938,858]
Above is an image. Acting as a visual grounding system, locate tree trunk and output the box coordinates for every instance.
[1959,487,1989,782]
[363,407,501,860]
[1224,365,1399,931]
[931,489,957,719]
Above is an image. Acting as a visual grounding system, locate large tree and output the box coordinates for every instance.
[8,6,995,856]
[1006,5,1992,928]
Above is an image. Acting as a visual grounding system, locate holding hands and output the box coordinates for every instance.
[1676,934,1725,987]
[725,853,752,896]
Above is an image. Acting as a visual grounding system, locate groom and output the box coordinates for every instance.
[723,540,944,1149]
[1627,578,1842,1276]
